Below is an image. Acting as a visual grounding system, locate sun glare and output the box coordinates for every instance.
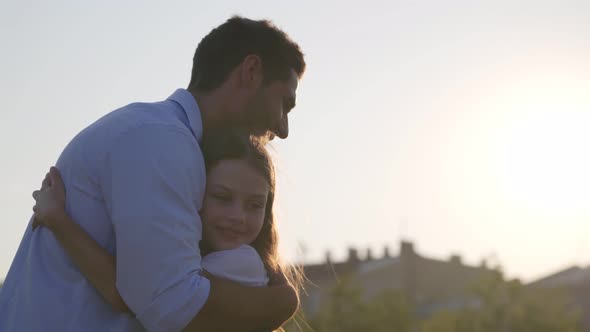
[491,85,590,217]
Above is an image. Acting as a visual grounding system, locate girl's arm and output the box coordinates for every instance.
[48,214,131,313]
[32,167,131,313]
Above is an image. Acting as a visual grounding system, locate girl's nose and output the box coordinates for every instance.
[228,201,246,225]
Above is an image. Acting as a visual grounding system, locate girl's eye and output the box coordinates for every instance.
[213,194,231,201]
[249,202,265,210]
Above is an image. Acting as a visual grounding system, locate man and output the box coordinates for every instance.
[0,16,305,332]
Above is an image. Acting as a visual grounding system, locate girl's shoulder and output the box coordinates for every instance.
[202,245,269,287]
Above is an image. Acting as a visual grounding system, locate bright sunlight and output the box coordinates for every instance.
[490,78,590,218]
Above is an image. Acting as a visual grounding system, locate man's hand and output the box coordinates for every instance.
[182,275,299,332]
[32,167,68,231]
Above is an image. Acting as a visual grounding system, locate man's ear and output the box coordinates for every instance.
[239,54,263,90]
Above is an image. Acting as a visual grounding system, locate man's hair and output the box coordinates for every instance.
[188,16,305,91]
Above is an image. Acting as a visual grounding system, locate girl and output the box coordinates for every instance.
[32,132,301,330]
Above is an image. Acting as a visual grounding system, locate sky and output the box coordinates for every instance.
[1,0,590,282]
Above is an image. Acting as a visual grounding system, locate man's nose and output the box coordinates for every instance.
[274,118,289,139]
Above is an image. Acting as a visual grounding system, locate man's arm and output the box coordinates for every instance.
[184,276,298,332]
[103,124,297,332]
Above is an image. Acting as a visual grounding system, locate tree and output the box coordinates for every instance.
[285,268,583,332]
[420,270,582,332]
[303,278,413,332]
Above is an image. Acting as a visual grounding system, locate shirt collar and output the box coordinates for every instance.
[167,88,203,143]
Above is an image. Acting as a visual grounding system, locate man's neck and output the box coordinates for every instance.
[188,88,230,136]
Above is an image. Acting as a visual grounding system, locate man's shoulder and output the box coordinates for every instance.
[80,98,195,151]
[99,99,186,132]
[56,93,202,180]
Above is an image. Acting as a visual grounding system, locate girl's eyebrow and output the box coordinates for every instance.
[248,194,268,200]
[208,184,230,191]
[209,183,267,199]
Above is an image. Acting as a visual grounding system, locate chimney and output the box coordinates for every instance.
[450,254,462,265]
[325,250,332,264]
[400,240,415,258]
[348,247,359,263]
[400,241,417,305]
[480,258,488,269]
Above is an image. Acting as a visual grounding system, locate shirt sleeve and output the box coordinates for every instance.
[202,245,269,287]
[101,124,210,332]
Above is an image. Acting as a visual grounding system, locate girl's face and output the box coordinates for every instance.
[201,159,269,251]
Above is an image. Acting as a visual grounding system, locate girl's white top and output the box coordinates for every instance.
[202,245,269,287]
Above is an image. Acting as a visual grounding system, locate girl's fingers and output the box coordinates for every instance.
[49,167,64,189]
[41,172,51,190]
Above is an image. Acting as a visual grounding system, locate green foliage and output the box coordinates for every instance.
[286,270,583,332]
[287,278,412,332]
[421,271,582,332]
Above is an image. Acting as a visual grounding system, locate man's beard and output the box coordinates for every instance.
[237,93,274,140]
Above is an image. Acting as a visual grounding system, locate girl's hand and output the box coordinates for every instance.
[32,167,67,231]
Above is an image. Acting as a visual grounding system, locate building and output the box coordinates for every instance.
[300,241,495,317]
[528,265,590,330]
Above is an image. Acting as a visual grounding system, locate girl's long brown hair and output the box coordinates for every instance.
[200,130,304,314]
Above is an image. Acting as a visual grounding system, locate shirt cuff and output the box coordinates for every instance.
[136,274,211,332]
